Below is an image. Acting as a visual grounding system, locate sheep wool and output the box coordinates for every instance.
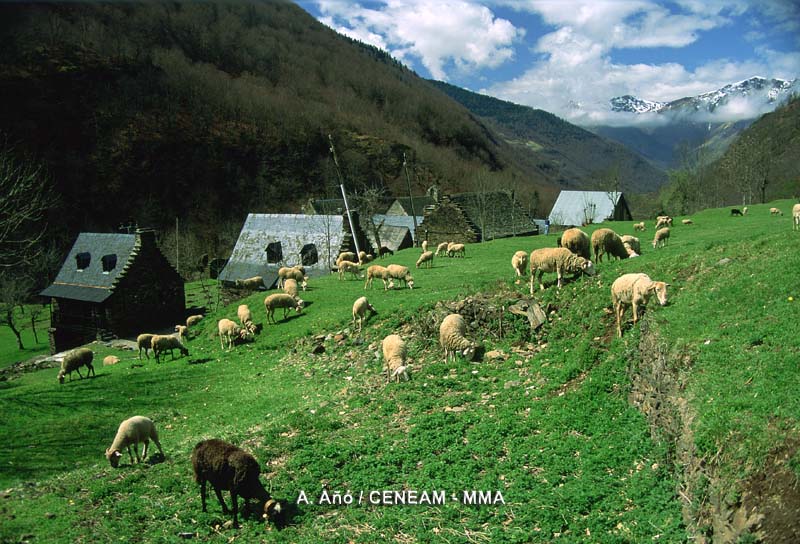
[793,203,800,231]
[386,264,414,289]
[264,293,303,324]
[282,278,299,298]
[186,315,204,328]
[611,273,669,337]
[439,314,476,362]
[365,265,392,290]
[337,260,361,280]
[421,240,428,253]
[529,247,596,293]
[652,227,670,249]
[447,243,465,258]
[57,347,95,383]
[103,355,120,366]
[277,266,307,290]
[559,228,591,260]
[218,318,245,350]
[137,333,155,360]
[105,415,164,468]
[415,251,434,269]
[633,222,646,232]
[590,228,629,262]
[237,305,252,327]
[151,334,189,362]
[234,276,264,290]
[352,296,377,331]
[435,242,450,257]
[511,250,528,278]
[382,334,408,380]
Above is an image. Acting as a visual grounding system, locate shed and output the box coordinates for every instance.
[371,214,424,243]
[366,224,413,254]
[548,191,632,227]
[40,229,185,353]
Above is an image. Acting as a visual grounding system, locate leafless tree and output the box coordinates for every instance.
[0,272,32,350]
[354,186,387,257]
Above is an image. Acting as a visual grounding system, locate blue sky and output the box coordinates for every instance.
[296,0,800,125]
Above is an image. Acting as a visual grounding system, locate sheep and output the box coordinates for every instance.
[234,276,264,290]
[337,260,361,280]
[415,251,434,269]
[186,314,204,328]
[770,207,783,216]
[378,246,394,258]
[352,296,377,332]
[559,227,591,259]
[620,235,641,258]
[529,247,596,293]
[263,293,303,324]
[511,250,528,278]
[103,355,120,366]
[277,266,307,290]
[681,219,693,225]
[358,251,374,264]
[386,264,414,289]
[742,206,748,215]
[237,305,252,327]
[611,273,669,337]
[57,347,95,383]
[336,251,357,266]
[730,208,743,216]
[434,242,450,257]
[633,222,646,232]
[590,228,630,262]
[421,240,428,253]
[105,415,164,468]
[652,227,670,249]
[219,318,250,350]
[137,333,155,360]
[282,278,299,298]
[439,314,476,363]
[655,215,673,229]
[447,242,465,258]
[151,334,189,362]
[364,265,393,290]
[174,325,188,341]
[191,439,282,529]
[793,203,800,231]
[390,364,410,382]
[382,334,409,381]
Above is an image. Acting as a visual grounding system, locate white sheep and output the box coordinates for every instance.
[105,415,164,468]
[237,304,252,327]
[336,251,357,266]
[611,273,669,337]
[103,355,120,366]
[337,260,361,280]
[174,325,188,341]
[358,250,374,264]
[234,276,264,290]
[186,314,204,328]
[386,264,414,289]
[559,228,591,259]
[219,318,250,350]
[415,251,434,269]
[264,293,303,324]
[742,206,748,215]
[151,334,189,362]
[382,334,409,381]
[137,333,155,360]
[591,228,630,262]
[352,296,377,332]
[793,203,800,231]
[364,265,393,290]
[681,219,693,225]
[447,243,465,258]
[652,227,670,249]
[633,222,646,232]
[434,242,450,257]
[282,278,299,298]
[770,207,783,216]
[529,247,595,293]
[421,240,428,253]
[439,313,476,363]
[277,266,307,290]
[57,347,95,383]
[390,365,410,382]
[655,215,673,229]
[620,235,641,257]
[511,250,528,278]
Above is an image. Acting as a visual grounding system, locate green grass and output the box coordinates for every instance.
[0,304,51,369]
[0,199,797,543]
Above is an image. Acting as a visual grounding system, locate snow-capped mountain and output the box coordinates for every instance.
[610,95,666,114]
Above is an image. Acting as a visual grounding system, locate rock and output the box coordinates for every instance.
[311,344,325,355]
[504,380,521,389]
[44,512,56,519]
[485,350,507,361]
[717,257,732,266]
[334,333,346,342]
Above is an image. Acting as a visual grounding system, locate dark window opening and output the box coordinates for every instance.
[265,242,283,264]
[101,254,117,273]
[76,252,91,270]
[300,243,318,266]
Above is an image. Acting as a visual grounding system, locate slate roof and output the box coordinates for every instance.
[548,191,625,226]
[308,197,392,215]
[218,214,348,282]
[451,192,538,240]
[390,196,436,215]
[371,214,423,242]
[366,224,413,252]
[40,233,137,303]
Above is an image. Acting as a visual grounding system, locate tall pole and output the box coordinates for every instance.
[403,153,419,246]
[175,217,180,274]
[329,135,362,258]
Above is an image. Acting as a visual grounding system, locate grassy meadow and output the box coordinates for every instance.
[0,200,798,543]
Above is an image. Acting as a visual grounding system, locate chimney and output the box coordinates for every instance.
[135,228,156,248]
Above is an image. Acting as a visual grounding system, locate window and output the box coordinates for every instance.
[76,252,91,271]
[300,243,318,266]
[101,254,117,273]
[265,242,283,264]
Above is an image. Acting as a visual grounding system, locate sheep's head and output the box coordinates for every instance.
[262,498,283,525]
[582,260,596,276]
[649,282,669,306]
[300,279,308,291]
[106,448,123,468]
[57,370,65,384]
[462,344,477,361]
[406,276,415,289]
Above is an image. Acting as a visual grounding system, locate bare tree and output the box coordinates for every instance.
[354,186,387,257]
[0,272,32,350]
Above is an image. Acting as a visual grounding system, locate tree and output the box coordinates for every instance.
[354,186,388,257]
[0,272,32,350]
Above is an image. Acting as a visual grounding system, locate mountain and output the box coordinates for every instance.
[429,81,668,192]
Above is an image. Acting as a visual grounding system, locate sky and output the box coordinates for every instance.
[296,0,800,126]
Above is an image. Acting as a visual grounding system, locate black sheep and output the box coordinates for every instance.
[191,439,281,528]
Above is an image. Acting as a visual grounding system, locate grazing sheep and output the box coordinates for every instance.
[447,243,465,258]
[652,227,670,249]
[742,206,748,215]
[263,293,303,324]
[174,325,188,341]
[793,203,800,231]
[415,251,434,269]
[105,415,164,468]
[337,260,361,280]
[390,365,410,382]
[186,314,204,328]
[277,267,307,290]
[234,276,264,290]
[378,246,394,258]
[421,240,428,253]
[621,235,641,256]
[386,264,414,289]
[103,355,120,366]
[770,207,783,216]
[57,347,95,383]
[364,265,393,290]
[559,228,591,259]
[237,305,252,327]
[439,314,476,363]
[730,208,743,216]
[655,215,673,230]
[681,219,693,225]
[352,296,377,332]
[219,318,250,350]
[590,228,630,262]
[529,247,596,293]
[511,250,528,278]
[282,278,299,298]
[191,439,282,529]
[633,222,646,232]
[151,334,189,362]
[382,334,408,381]
[611,273,669,337]
[137,333,155,360]
[358,251,374,264]
[434,242,450,257]
[336,251,357,266]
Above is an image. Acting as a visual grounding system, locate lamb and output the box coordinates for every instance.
[137,333,155,360]
[770,207,783,216]
[378,246,394,258]
[421,240,428,253]
[386,264,414,289]
[415,251,434,269]
[633,222,646,231]
[352,296,377,332]
[57,347,95,383]
[364,264,393,290]
[529,247,596,293]
[681,219,693,225]
[282,278,299,298]
[337,259,361,280]
[382,334,409,381]
[336,251,357,266]
[358,250,374,264]
[590,228,630,262]
[434,242,450,257]
[655,215,673,229]
[730,208,743,216]
[620,235,641,257]
[103,355,120,366]
[105,415,164,468]
[611,273,669,337]
[447,243,465,258]
[511,250,528,278]
[191,439,282,529]
[793,203,800,231]
[559,228,591,259]
[186,314,204,328]
[439,313,477,363]
[263,293,303,324]
[151,334,189,362]
[234,276,264,290]
[652,227,670,249]
[277,266,307,290]
[218,318,250,350]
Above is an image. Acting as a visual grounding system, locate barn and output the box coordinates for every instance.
[40,229,185,353]
[548,191,632,227]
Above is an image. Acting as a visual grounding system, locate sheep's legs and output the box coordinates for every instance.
[141,440,149,461]
[230,492,239,528]
[126,444,136,464]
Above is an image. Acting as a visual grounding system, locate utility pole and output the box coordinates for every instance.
[403,153,419,246]
[175,217,180,274]
[328,135,362,258]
